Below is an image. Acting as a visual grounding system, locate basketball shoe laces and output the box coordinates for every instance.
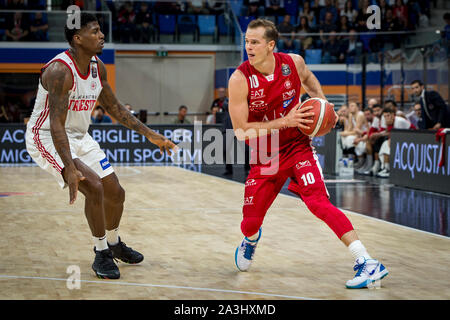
[353,260,368,277]
[98,249,119,267]
[243,241,256,260]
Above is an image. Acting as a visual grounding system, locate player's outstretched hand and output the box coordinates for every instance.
[285,104,314,130]
[147,134,179,156]
[66,168,85,205]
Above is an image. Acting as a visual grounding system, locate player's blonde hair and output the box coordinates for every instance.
[247,19,279,44]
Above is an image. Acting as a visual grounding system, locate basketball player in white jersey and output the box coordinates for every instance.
[25,13,177,279]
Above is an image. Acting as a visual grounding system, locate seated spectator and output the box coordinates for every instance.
[356,103,383,175]
[91,106,113,124]
[135,2,154,43]
[405,102,421,128]
[211,87,227,111]
[174,105,191,124]
[381,8,401,47]
[339,101,368,167]
[187,1,210,15]
[367,97,379,109]
[206,105,220,124]
[410,79,450,130]
[355,0,371,32]
[5,12,29,41]
[444,12,450,42]
[340,0,358,24]
[265,0,286,17]
[319,0,337,24]
[338,15,351,34]
[208,0,226,15]
[243,0,265,17]
[7,0,26,9]
[296,16,313,51]
[378,0,391,22]
[322,31,346,63]
[298,0,316,29]
[393,0,408,30]
[277,15,300,54]
[29,12,48,41]
[117,1,136,43]
[376,106,415,178]
[342,29,362,63]
[319,11,337,47]
[154,1,182,14]
[335,104,348,130]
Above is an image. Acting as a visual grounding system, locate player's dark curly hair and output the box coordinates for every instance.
[64,12,98,45]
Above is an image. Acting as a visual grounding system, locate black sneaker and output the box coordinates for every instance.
[108,237,144,264]
[92,248,120,279]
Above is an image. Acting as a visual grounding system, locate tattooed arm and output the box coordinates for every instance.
[97,59,177,154]
[42,62,85,204]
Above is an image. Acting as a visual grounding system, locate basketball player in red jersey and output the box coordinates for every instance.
[229,19,388,289]
[25,13,177,279]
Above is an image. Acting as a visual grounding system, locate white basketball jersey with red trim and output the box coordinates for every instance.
[27,50,103,137]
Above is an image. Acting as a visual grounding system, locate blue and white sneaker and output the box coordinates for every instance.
[346,256,389,289]
[234,228,262,272]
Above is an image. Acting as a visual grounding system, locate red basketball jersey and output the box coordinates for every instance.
[237,52,311,157]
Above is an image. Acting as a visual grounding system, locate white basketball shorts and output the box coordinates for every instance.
[25,129,114,189]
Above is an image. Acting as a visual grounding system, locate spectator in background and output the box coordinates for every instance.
[335,104,348,130]
[338,15,351,34]
[393,0,408,30]
[443,12,450,46]
[341,0,358,24]
[7,0,25,9]
[319,11,337,45]
[355,0,371,32]
[322,30,346,63]
[339,101,368,167]
[29,12,48,41]
[187,1,210,14]
[376,106,415,178]
[135,2,154,43]
[299,1,316,29]
[405,102,421,128]
[5,12,29,41]
[243,0,265,17]
[277,15,300,54]
[91,106,113,124]
[411,79,450,130]
[381,8,401,47]
[296,16,313,52]
[208,0,226,15]
[265,0,286,16]
[174,105,191,124]
[124,103,137,117]
[367,97,379,110]
[154,1,182,14]
[206,105,219,124]
[211,87,227,111]
[117,1,136,43]
[378,0,390,22]
[319,0,337,24]
[343,28,362,63]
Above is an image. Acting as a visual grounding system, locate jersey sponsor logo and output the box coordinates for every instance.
[265,74,274,81]
[281,64,291,76]
[244,196,254,206]
[245,179,256,187]
[250,89,265,100]
[282,89,296,101]
[91,81,97,91]
[249,100,269,112]
[284,80,292,89]
[100,157,111,170]
[67,99,97,112]
[295,160,312,170]
[283,97,294,109]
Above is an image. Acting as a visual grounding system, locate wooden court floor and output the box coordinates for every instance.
[0,165,449,300]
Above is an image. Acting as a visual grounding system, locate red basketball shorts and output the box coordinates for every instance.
[241,147,354,239]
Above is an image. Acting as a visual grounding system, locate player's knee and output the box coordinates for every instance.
[304,196,331,220]
[241,216,263,238]
[85,177,104,200]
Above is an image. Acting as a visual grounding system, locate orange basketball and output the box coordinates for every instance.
[297,98,336,137]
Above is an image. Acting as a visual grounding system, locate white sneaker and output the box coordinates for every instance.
[234,228,262,272]
[346,257,389,289]
[376,168,390,178]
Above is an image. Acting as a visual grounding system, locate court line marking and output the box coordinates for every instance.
[171,166,450,240]
[0,275,318,300]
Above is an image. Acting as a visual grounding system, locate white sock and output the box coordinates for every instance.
[348,240,372,261]
[246,231,260,242]
[106,227,120,246]
[93,235,108,251]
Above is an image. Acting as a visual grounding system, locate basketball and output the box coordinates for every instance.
[298,98,336,137]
